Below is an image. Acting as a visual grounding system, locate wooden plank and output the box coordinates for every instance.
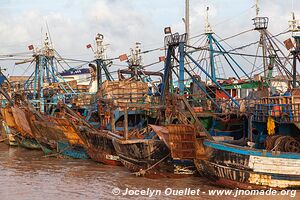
[11,107,34,137]
[248,155,300,175]
[124,108,128,140]
[178,96,212,139]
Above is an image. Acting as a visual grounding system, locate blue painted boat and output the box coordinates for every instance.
[57,141,89,159]
[194,139,300,189]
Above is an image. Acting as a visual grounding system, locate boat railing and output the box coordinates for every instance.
[245,97,300,123]
[164,33,187,46]
[185,95,243,114]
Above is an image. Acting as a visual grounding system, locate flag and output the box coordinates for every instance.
[164,27,171,34]
[159,56,165,62]
[283,38,294,50]
[86,44,92,49]
[119,54,128,61]
[28,45,34,50]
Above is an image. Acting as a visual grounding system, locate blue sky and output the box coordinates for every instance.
[0,0,298,77]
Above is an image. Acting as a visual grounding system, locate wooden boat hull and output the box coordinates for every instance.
[0,120,7,142]
[194,139,300,189]
[150,124,197,176]
[38,141,90,159]
[28,113,88,159]
[0,108,18,146]
[57,141,89,159]
[11,107,35,138]
[1,121,18,146]
[112,139,179,178]
[76,128,121,165]
[14,135,41,150]
[86,147,120,166]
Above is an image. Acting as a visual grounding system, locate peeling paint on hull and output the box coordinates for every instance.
[195,140,300,189]
[112,139,174,178]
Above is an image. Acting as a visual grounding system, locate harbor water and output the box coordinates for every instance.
[0,143,297,200]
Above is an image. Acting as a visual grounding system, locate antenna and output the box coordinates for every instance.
[205,6,212,34]
[45,20,53,48]
[253,0,268,30]
[288,1,300,34]
[41,26,43,48]
[185,0,190,45]
[255,0,260,17]
[130,42,142,67]
[95,33,108,60]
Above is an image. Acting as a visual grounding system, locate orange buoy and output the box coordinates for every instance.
[271,105,281,117]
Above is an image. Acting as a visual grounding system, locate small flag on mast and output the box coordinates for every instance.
[86,44,92,49]
[28,45,34,50]
[119,54,128,61]
[283,38,294,50]
[159,56,165,62]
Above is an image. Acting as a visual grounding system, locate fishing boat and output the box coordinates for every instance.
[0,104,41,149]
[27,105,89,159]
[103,71,197,176]
[112,131,172,178]
[0,72,18,146]
[92,78,164,169]
[2,33,101,158]
[111,112,198,178]
[76,126,122,165]
[194,9,300,189]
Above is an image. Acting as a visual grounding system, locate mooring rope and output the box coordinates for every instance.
[133,153,170,176]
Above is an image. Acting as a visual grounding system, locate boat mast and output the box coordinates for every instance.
[16,33,76,112]
[288,9,300,36]
[253,0,269,79]
[128,42,142,80]
[205,6,216,82]
[87,33,113,91]
[288,4,300,88]
[95,33,106,89]
[185,0,190,46]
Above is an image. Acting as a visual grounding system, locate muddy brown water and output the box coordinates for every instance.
[0,143,297,200]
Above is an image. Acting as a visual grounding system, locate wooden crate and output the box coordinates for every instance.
[100,80,148,104]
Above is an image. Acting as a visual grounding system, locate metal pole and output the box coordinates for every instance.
[179,42,185,94]
[161,46,173,101]
[96,59,102,91]
[50,58,55,82]
[212,36,252,80]
[208,33,216,82]
[124,108,128,140]
[33,56,39,100]
[40,56,44,112]
[262,32,268,78]
[292,51,297,88]
[185,0,190,45]
[186,53,240,107]
[110,111,115,133]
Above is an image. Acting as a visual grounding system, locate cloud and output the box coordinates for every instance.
[0,0,299,79]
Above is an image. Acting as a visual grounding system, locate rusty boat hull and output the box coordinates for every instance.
[0,107,39,148]
[76,127,121,166]
[112,138,180,178]
[27,112,88,158]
